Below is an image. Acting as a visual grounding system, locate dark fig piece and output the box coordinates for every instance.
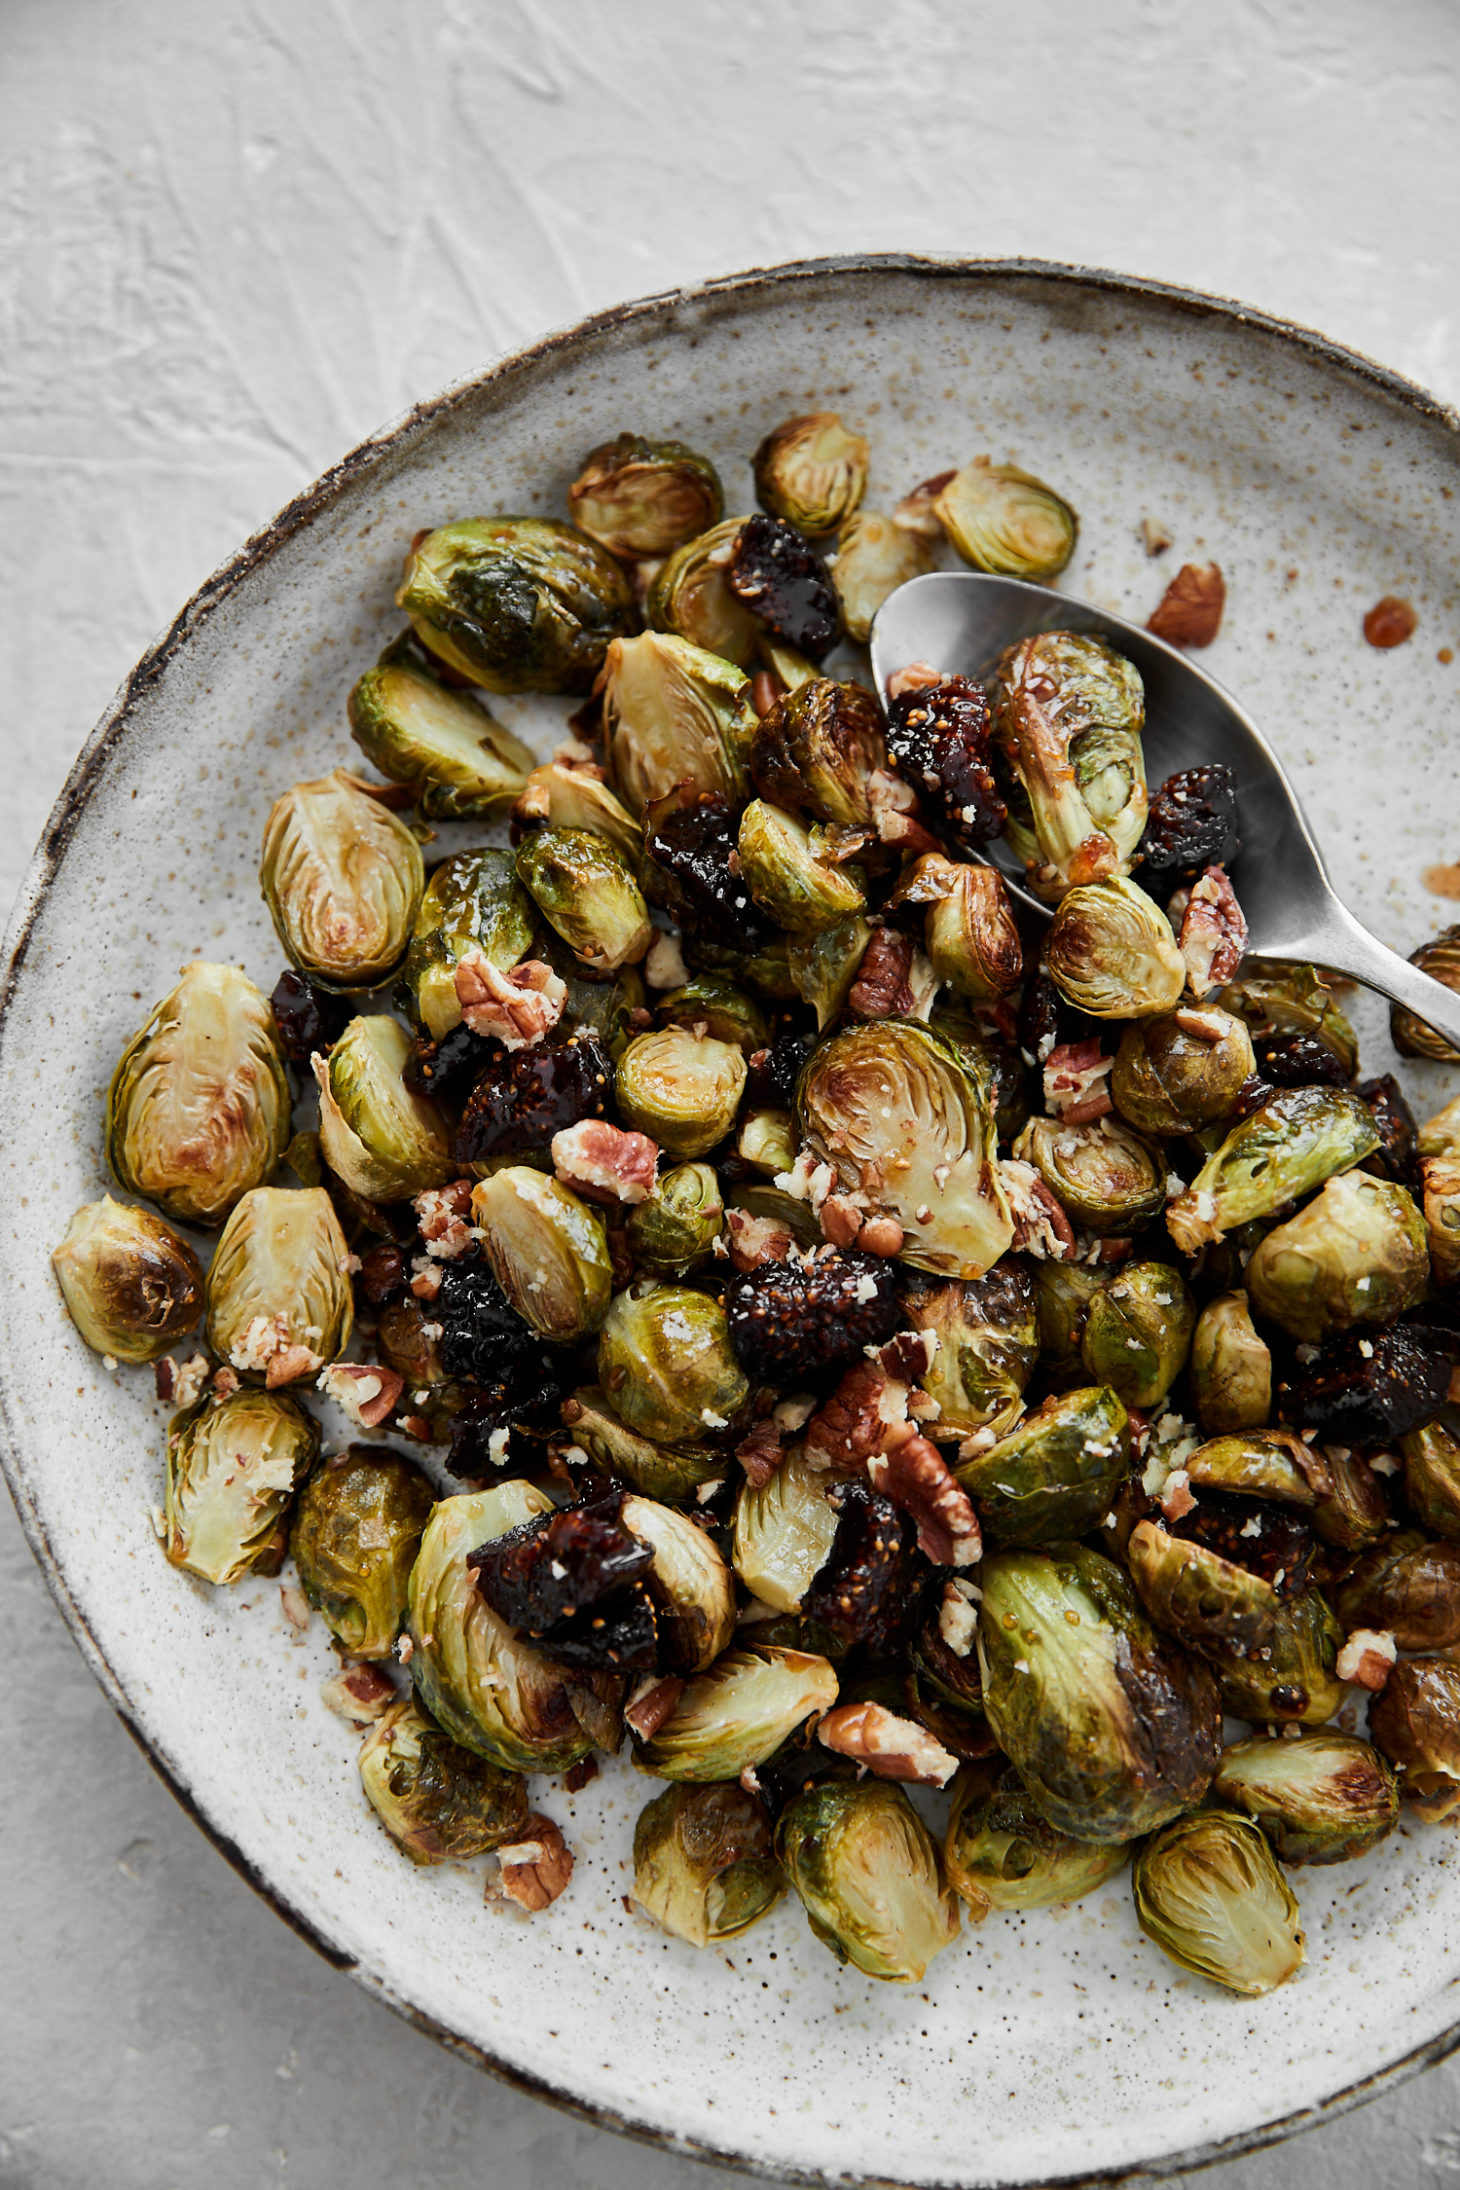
[886,677,1006,853]
[1138,765,1240,891]
[644,791,774,953]
[802,1483,930,1655]
[453,1036,612,1166]
[1280,1323,1452,1446]
[270,969,347,1064]
[724,514,840,660]
[726,1250,901,1384]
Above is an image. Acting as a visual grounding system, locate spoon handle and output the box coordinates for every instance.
[1288,897,1460,1057]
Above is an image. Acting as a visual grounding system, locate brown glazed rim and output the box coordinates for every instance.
[3,253,1459,2190]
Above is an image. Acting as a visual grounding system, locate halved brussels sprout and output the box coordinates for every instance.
[1132,1809,1304,1997]
[347,668,534,820]
[890,855,1023,1005]
[358,1696,529,1865]
[1332,1529,1460,1651]
[1420,1092,1460,1161]
[619,1494,737,1670]
[1034,1260,1107,1389]
[597,1283,747,1445]
[1167,1086,1383,1252]
[396,517,635,693]
[737,800,867,934]
[788,915,873,1029]
[1182,1429,1324,1507]
[313,1016,452,1203]
[1190,1292,1272,1435]
[1422,1152,1460,1287]
[1046,880,1185,1018]
[830,510,936,645]
[1111,1009,1255,1135]
[1216,958,1359,1080]
[1014,1113,1167,1237]
[1206,1586,1345,1727]
[748,678,888,830]
[108,962,289,1228]
[204,1186,353,1382]
[1368,1657,1460,1821]
[636,1644,838,1781]
[165,1387,320,1585]
[1402,1418,1460,1542]
[1126,1519,1281,1654]
[409,1483,593,1773]
[1080,1262,1195,1410]
[989,630,1146,891]
[643,517,759,665]
[515,826,653,974]
[560,1387,724,1504]
[933,459,1077,581]
[626,1161,724,1274]
[397,848,537,1040]
[903,1266,1039,1444]
[775,1779,959,1982]
[655,977,768,1056]
[732,1447,842,1613]
[601,631,755,815]
[52,1196,204,1362]
[632,1782,784,1946]
[568,433,723,558]
[945,1762,1129,1917]
[1244,1171,1429,1344]
[260,768,425,988]
[470,1166,612,1342]
[616,1026,748,1160]
[797,1021,1013,1279]
[512,762,641,861]
[956,1387,1129,1544]
[736,1107,796,1176]
[1213,1731,1398,1865]
[753,411,868,535]
[1392,927,1460,1061]
[290,1444,434,1657]
[977,1542,1220,1843]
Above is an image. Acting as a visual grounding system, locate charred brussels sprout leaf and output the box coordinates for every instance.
[636,1644,838,1781]
[1244,1171,1428,1344]
[314,1016,452,1203]
[753,411,869,535]
[724,514,840,660]
[515,826,653,974]
[892,855,1023,1006]
[945,1762,1129,1917]
[398,847,536,1041]
[616,1026,747,1160]
[1190,1291,1272,1435]
[559,1387,724,1505]
[1167,1085,1381,1252]
[204,1186,353,1382]
[990,631,1147,892]
[1111,1008,1256,1135]
[1213,1732,1398,1865]
[358,1696,529,1865]
[1015,1113,1167,1237]
[732,1446,842,1614]
[749,678,888,830]
[933,459,1076,580]
[1080,1262,1195,1410]
[902,1266,1039,1444]
[956,1387,1129,1545]
[52,1196,204,1362]
[626,1161,724,1274]
[470,1166,612,1343]
[1133,1809,1304,1996]
[165,1387,320,1586]
[633,1782,783,1946]
[260,769,424,987]
[775,1779,959,1981]
[290,1444,434,1657]
[646,517,763,667]
[1046,880,1185,1018]
[108,962,289,1229]
[1369,1657,1460,1820]
[601,633,755,818]
[348,669,534,820]
[396,517,635,694]
[512,761,640,860]
[831,511,935,644]
[1402,1418,1460,1542]
[597,1283,747,1445]
[567,433,723,559]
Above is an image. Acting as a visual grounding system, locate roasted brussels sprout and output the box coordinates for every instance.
[347,668,534,820]
[52,1196,204,1362]
[633,1782,784,1946]
[933,459,1076,581]
[1421,1153,1460,1288]
[646,517,762,667]
[636,1644,838,1781]
[1045,880,1185,1018]
[736,800,867,934]
[776,1779,959,1981]
[409,1483,593,1774]
[1033,1260,1106,1388]
[748,678,887,831]
[568,433,723,558]
[990,630,1147,893]
[1126,1510,1294,1655]
[164,1387,320,1585]
[396,517,635,694]
[1244,1171,1429,1344]
[753,411,868,534]
[1080,1262,1195,1410]
[1207,1586,1345,1726]
[732,1447,842,1613]
[290,1444,433,1657]
[1213,1732,1398,1865]
[1180,1429,1324,1507]
[1217,959,1358,1081]
[945,1762,1129,1917]
[108,962,289,1228]
[260,769,424,987]
[787,915,873,1029]
[515,826,653,974]
[904,1266,1039,1444]
[977,1543,1220,1843]
[1332,1530,1460,1651]
[655,976,768,1057]
[560,1387,724,1504]
[358,1696,529,1865]
[956,1387,1129,1544]
[830,510,936,644]
[1111,1008,1256,1135]
[1167,1085,1381,1252]
[601,632,755,816]
[626,1161,724,1274]
[1402,1418,1460,1542]
[796,1021,1013,1279]
[1190,1292,1272,1435]
[397,847,537,1040]
[619,1493,737,1671]
[1132,1809,1304,1997]
[598,1283,747,1445]
[889,855,1023,1005]
[1392,925,1460,1062]
[313,1015,452,1202]
[204,1186,353,1382]
[470,1166,612,1342]
[1369,1657,1460,1820]
[616,1026,748,1160]
[1014,1112,1167,1237]
[1420,1092,1460,1161]
[736,1106,796,1176]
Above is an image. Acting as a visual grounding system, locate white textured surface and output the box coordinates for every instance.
[6,4,1460,2187]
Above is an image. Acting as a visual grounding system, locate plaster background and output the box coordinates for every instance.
[4,2,1460,2185]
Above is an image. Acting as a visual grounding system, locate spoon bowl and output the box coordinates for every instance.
[870,569,1460,1051]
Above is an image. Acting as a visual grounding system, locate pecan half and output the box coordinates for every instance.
[868,1432,981,1566]
[816,1702,958,1787]
[848,927,917,1020]
[1147,561,1225,648]
[492,1814,574,1912]
[1178,863,1248,998]
[551,1119,658,1205]
[1336,1628,1397,1692]
[454,951,567,1050]
[736,1416,784,1490]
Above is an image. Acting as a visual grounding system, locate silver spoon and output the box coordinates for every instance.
[869,569,1460,1054]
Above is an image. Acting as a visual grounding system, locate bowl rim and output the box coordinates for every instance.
[5,250,1460,2189]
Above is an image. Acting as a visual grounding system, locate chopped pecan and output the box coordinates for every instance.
[937,1577,980,1657]
[1147,560,1225,648]
[454,951,567,1050]
[736,1416,784,1489]
[551,1119,658,1205]
[320,1662,397,1722]
[750,669,786,719]
[316,1363,405,1429]
[265,1341,326,1390]
[229,1312,323,1387]
[414,1178,477,1260]
[1178,864,1247,998]
[211,1364,241,1400]
[868,1432,982,1566]
[1159,1469,1197,1522]
[1142,517,1172,557]
[725,1207,795,1272]
[563,1755,599,1793]
[492,1814,574,1912]
[998,1158,1075,1260]
[279,1581,312,1632]
[409,1256,444,1301]
[1043,1039,1114,1124]
[892,476,956,538]
[857,1216,905,1258]
[885,659,945,698]
[642,930,688,990]
[848,927,917,1020]
[816,1702,958,1787]
[624,1675,685,1741]
[866,767,941,855]
[818,1192,867,1249]
[805,1360,907,1474]
[1336,1628,1397,1692]
[155,1351,210,1409]
[876,1329,937,1385]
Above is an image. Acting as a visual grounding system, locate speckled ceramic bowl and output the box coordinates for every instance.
[4,257,1460,2190]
